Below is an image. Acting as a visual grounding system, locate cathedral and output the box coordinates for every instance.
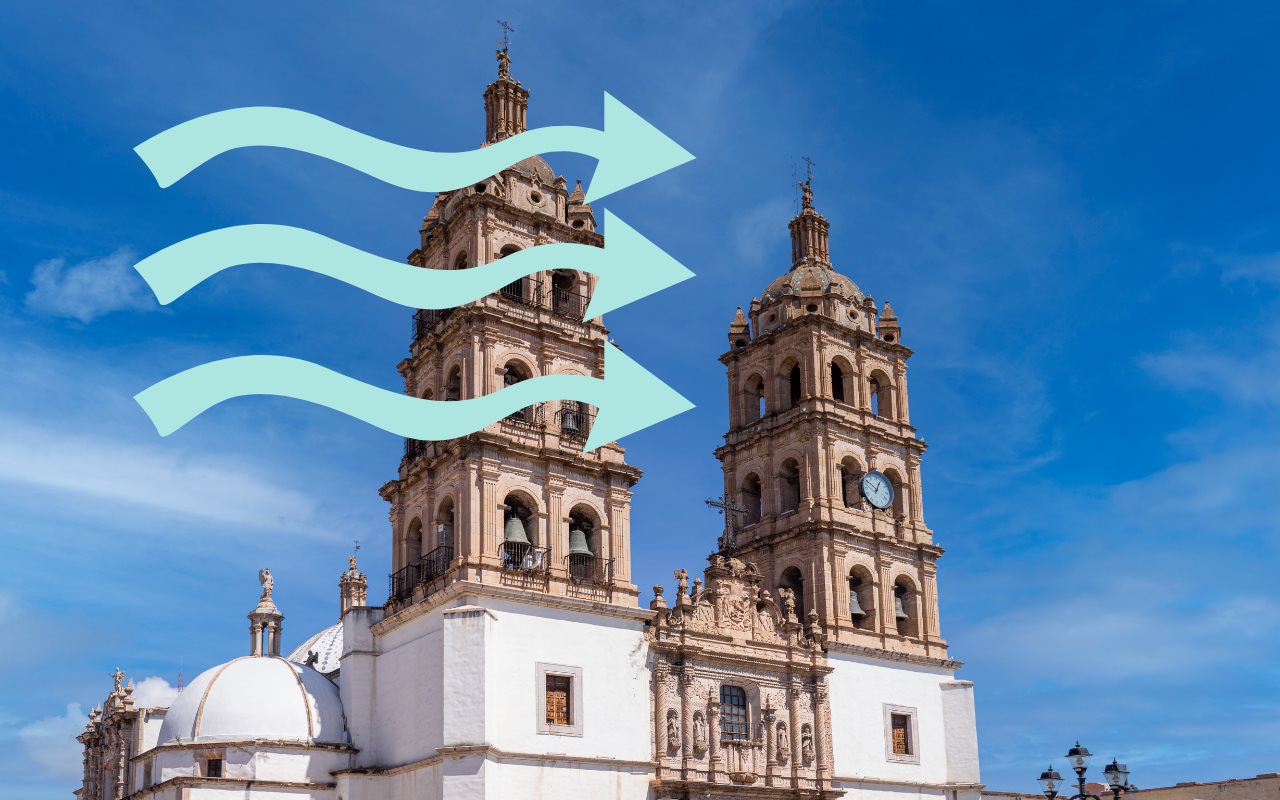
[75,49,982,800]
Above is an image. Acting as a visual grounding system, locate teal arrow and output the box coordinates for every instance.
[135,93,693,203]
[134,210,692,318]
[134,342,693,452]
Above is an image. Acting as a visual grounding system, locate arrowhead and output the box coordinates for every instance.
[585,211,696,318]
[583,341,694,451]
[584,93,694,203]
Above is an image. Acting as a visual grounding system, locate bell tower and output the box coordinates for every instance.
[378,47,642,612]
[714,178,947,659]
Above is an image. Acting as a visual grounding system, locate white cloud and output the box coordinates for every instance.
[19,703,84,782]
[24,247,154,323]
[730,195,795,266]
[0,415,319,532]
[132,676,179,708]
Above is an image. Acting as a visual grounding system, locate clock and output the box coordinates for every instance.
[860,470,894,510]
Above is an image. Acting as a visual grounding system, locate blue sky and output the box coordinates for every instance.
[3,2,1279,797]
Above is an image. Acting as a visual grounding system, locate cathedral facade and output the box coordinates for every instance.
[75,50,981,800]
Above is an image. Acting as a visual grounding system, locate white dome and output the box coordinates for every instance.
[158,656,347,745]
[288,621,343,675]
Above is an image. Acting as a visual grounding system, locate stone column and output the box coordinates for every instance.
[787,682,802,788]
[249,622,262,656]
[708,698,722,782]
[653,661,669,772]
[763,703,777,787]
[813,678,832,788]
[679,664,695,773]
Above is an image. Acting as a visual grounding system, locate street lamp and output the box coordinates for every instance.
[1038,743,1136,800]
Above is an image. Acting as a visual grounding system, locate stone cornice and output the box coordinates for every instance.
[332,744,655,777]
[131,737,355,763]
[825,640,963,670]
[125,776,337,798]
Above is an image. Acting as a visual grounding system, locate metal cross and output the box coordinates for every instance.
[497,19,515,50]
[802,154,815,183]
[353,539,361,555]
[705,493,749,551]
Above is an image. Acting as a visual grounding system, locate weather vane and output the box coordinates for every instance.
[497,19,515,51]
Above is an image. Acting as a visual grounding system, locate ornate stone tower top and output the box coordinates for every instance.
[484,45,528,144]
[339,552,367,616]
[789,178,832,269]
[247,568,284,657]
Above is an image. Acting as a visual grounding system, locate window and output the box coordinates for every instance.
[883,704,919,763]
[206,757,223,777]
[720,685,749,740]
[741,474,762,525]
[831,363,846,402]
[546,675,571,725]
[780,459,801,513]
[536,663,583,736]
[789,364,802,405]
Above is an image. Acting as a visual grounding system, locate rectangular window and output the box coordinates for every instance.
[206,757,223,778]
[535,662,583,736]
[891,714,911,754]
[720,685,750,740]
[883,704,920,764]
[546,674,572,726]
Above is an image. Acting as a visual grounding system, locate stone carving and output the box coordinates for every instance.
[778,586,796,622]
[653,556,792,646]
[665,709,681,752]
[801,723,815,764]
[776,721,790,764]
[692,711,707,754]
[259,567,273,601]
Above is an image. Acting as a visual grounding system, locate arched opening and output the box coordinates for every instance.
[883,468,909,520]
[498,244,524,301]
[869,371,895,420]
[405,517,423,568]
[894,577,919,638]
[567,505,598,581]
[745,375,766,422]
[503,361,533,422]
[779,458,801,514]
[789,363,803,406]
[741,473,762,526]
[779,566,805,623]
[453,251,468,270]
[551,269,581,317]
[501,494,537,569]
[848,566,875,629]
[435,498,455,550]
[445,366,462,401]
[837,456,862,507]
[831,362,846,402]
[719,685,750,741]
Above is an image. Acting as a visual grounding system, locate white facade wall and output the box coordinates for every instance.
[828,651,978,788]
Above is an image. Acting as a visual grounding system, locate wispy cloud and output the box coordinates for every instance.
[132,676,178,708]
[18,704,83,782]
[24,247,154,323]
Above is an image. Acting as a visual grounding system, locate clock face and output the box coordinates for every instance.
[861,470,894,510]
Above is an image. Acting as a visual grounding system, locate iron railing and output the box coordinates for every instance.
[499,277,543,307]
[403,437,430,463]
[502,401,545,431]
[388,544,454,603]
[549,286,588,318]
[567,554,614,584]
[502,542,549,572]
[413,308,453,341]
[558,401,594,442]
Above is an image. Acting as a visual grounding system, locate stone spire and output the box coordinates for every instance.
[788,177,832,270]
[878,300,901,343]
[340,552,368,616]
[247,567,284,657]
[484,45,529,144]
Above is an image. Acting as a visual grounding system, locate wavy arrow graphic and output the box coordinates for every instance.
[135,94,693,202]
[134,210,693,318]
[134,342,693,452]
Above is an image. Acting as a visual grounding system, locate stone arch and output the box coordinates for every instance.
[868,368,896,420]
[743,373,767,422]
[500,357,537,422]
[847,563,877,630]
[550,269,582,316]
[405,516,424,567]
[836,454,864,507]
[497,244,526,301]
[831,354,855,404]
[778,354,804,409]
[500,489,540,567]
[778,565,806,624]
[741,473,763,526]
[444,363,463,401]
[892,573,920,638]
[453,250,468,270]
[779,457,801,514]
[434,496,456,550]
[566,503,601,580]
[881,466,909,520]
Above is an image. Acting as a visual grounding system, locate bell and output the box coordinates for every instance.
[849,589,866,619]
[562,407,579,433]
[568,526,593,557]
[894,589,909,621]
[503,514,530,545]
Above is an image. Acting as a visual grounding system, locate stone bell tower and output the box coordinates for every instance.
[714,178,947,660]
[378,46,642,613]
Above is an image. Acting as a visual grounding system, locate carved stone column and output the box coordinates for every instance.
[679,663,695,772]
[708,698,722,782]
[763,703,777,787]
[813,678,832,788]
[653,660,670,774]
[787,681,802,788]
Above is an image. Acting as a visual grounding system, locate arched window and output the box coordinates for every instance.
[720,685,749,741]
[838,457,861,507]
[848,566,875,629]
[779,566,805,623]
[884,468,908,519]
[405,517,423,567]
[501,494,537,568]
[503,361,532,421]
[746,375,766,421]
[498,245,524,301]
[741,474,762,526]
[551,269,580,317]
[435,498,455,550]
[789,363,802,406]
[567,506,598,581]
[831,362,845,402]
[453,251,468,270]
[780,459,801,513]
[894,578,919,638]
[869,371,895,419]
[445,366,462,401]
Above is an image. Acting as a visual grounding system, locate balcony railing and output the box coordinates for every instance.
[567,554,614,584]
[403,437,430,463]
[549,286,588,319]
[388,544,454,603]
[557,401,594,443]
[413,308,453,342]
[499,278,543,308]
[502,401,545,431]
[501,542,549,572]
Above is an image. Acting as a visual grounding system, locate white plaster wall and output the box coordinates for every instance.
[489,759,652,800]
[149,744,347,786]
[367,610,446,765]
[828,651,972,785]
[483,598,650,762]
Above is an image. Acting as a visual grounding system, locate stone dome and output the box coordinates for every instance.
[288,621,343,676]
[507,155,556,185]
[157,656,347,745]
[762,263,863,303]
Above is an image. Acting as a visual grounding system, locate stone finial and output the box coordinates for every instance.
[258,568,274,601]
[878,300,901,343]
[788,177,831,270]
[340,551,368,617]
[650,584,668,610]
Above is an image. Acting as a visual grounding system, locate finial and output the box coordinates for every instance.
[799,155,816,209]
[258,567,274,601]
[496,19,515,78]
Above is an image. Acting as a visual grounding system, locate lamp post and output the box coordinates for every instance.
[1038,743,1136,800]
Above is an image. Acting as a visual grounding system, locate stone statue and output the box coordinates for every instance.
[112,667,124,692]
[692,712,707,753]
[666,710,681,751]
[776,722,790,762]
[801,724,814,763]
[496,48,511,78]
[259,568,273,601]
[778,586,796,622]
